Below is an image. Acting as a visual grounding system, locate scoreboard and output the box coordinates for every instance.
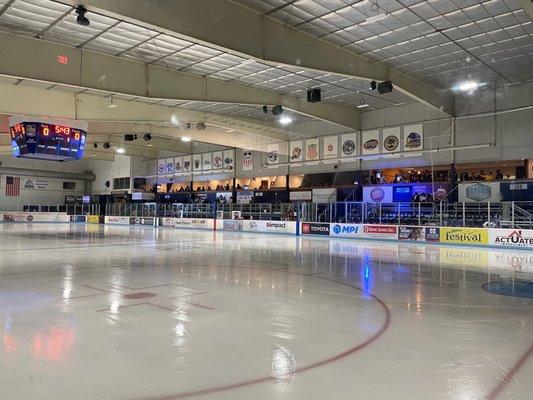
[8,116,88,161]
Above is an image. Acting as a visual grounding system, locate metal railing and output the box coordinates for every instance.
[0,203,100,215]
[101,201,533,229]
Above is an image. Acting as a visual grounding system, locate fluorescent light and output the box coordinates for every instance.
[279,116,292,125]
[116,147,125,154]
[181,136,191,142]
[357,103,370,109]
[455,80,479,92]
[363,13,387,24]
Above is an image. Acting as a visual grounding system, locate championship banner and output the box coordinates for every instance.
[212,151,223,170]
[289,140,303,163]
[362,130,380,155]
[223,149,234,171]
[192,154,202,171]
[202,153,212,171]
[182,155,192,173]
[165,158,175,174]
[403,124,423,151]
[382,127,400,153]
[341,133,357,157]
[305,138,319,163]
[323,135,338,162]
[157,159,166,175]
[242,150,253,171]
[267,143,279,165]
[174,156,183,174]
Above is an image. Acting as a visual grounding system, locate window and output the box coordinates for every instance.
[63,181,76,190]
[113,177,131,190]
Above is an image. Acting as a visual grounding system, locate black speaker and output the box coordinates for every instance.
[307,88,321,103]
[377,81,393,94]
[272,105,284,115]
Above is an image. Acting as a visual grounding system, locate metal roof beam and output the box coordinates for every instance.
[61,0,453,115]
[0,32,360,129]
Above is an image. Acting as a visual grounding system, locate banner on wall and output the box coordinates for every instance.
[202,153,212,171]
[192,154,202,171]
[382,127,401,153]
[489,228,533,248]
[289,140,303,163]
[341,133,357,157]
[212,151,223,170]
[223,149,234,171]
[242,150,253,171]
[440,227,488,245]
[157,159,166,175]
[362,130,380,155]
[165,158,175,174]
[330,223,363,238]
[267,143,279,165]
[305,138,319,163]
[105,216,131,225]
[403,124,423,151]
[174,156,183,174]
[323,135,338,161]
[363,225,398,239]
[182,155,192,173]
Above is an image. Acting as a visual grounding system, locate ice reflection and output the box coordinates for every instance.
[31,325,76,361]
[269,344,295,381]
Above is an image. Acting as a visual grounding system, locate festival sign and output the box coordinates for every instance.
[439,227,488,245]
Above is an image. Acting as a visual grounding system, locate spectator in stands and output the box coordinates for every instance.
[486,171,494,181]
[495,170,503,180]
[207,185,212,191]
[201,186,206,191]
[225,183,230,190]
[236,184,242,190]
[412,192,420,203]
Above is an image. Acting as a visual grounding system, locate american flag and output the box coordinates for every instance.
[5,176,20,197]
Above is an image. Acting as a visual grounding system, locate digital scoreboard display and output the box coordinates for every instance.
[8,116,88,161]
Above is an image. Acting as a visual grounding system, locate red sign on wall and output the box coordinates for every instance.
[57,55,69,65]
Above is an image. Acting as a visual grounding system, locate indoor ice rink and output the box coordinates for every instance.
[0,1,532,400]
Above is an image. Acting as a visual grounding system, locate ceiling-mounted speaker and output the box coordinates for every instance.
[377,81,393,94]
[307,88,321,103]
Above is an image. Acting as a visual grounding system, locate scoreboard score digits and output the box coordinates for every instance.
[8,116,88,161]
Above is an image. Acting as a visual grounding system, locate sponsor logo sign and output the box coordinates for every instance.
[466,183,491,202]
[330,223,362,238]
[87,215,99,224]
[363,139,378,151]
[363,225,398,239]
[130,217,155,226]
[105,216,131,225]
[489,229,533,248]
[160,218,214,230]
[425,227,440,242]
[70,215,87,223]
[398,226,425,241]
[242,220,296,234]
[370,187,385,202]
[223,220,242,231]
[440,228,488,245]
[301,222,330,235]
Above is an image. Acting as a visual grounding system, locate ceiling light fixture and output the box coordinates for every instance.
[455,80,480,93]
[363,13,387,24]
[181,136,191,142]
[116,147,125,154]
[357,101,370,109]
[279,116,292,125]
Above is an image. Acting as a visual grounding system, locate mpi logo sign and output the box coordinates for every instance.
[466,183,492,202]
[331,224,360,237]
